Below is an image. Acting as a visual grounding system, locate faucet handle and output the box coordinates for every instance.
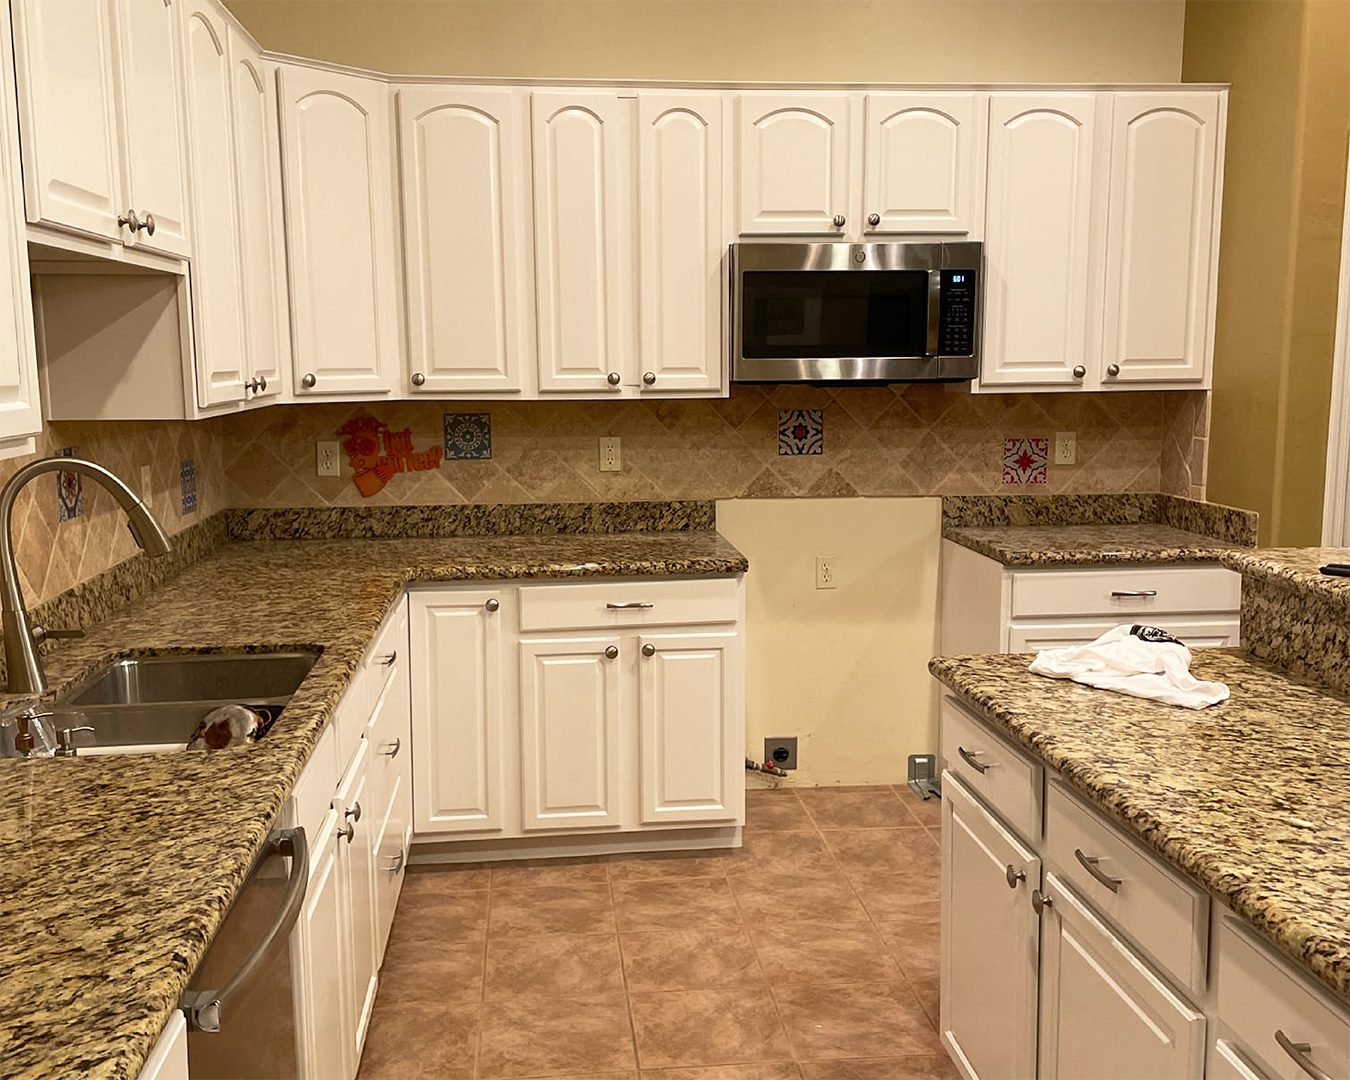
[31,625,84,645]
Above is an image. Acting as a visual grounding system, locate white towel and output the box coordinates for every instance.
[1028,624,1230,709]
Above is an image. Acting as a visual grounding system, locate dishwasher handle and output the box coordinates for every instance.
[180,826,309,1034]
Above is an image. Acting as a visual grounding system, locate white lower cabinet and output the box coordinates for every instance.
[293,802,351,1080]
[335,737,378,1066]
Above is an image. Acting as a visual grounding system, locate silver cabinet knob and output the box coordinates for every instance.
[117,210,141,233]
[337,819,355,843]
[1106,363,1121,377]
[642,372,656,386]
[1005,864,1026,889]
[141,212,156,236]
[1072,366,1087,379]
[411,372,426,387]
[641,643,656,657]
[867,212,881,227]
[606,372,621,386]
[244,377,267,394]
[1031,889,1052,915]
[301,373,316,388]
[257,375,266,392]
[485,597,500,613]
[832,214,846,228]
[344,801,362,824]
[604,645,619,659]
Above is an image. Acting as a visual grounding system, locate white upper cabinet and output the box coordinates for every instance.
[981,93,1107,390]
[10,0,122,240]
[1100,92,1222,388]
[738,93,853,236]
[399,86,531,395]
[180,0,246,409]
[228,25,288,403]
[863,92,984,235]
[110,0,191,257]
[637,92,726,394]
[279,65,401,397]
[530,91,631,393]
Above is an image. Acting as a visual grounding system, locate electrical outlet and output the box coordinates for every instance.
[815,555,837,590]
[598,437,621,472]
[139,465,152,504]
[1054,431,1077,466]
[316,441,341,478]
[764,737,798,770]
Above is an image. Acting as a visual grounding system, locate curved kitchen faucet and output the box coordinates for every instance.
[1,457,171,694]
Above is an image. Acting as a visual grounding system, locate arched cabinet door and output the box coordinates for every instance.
[399,86,531,395]
[737,93,853,236]
[1100,93,1222,387]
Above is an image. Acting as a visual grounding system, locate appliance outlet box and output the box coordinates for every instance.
[765,737,798,770]
[1054,431,1077,466]
[316,441,341,478]
[598,437,621,472]
[815,555,837,590]
[139,465,152,505]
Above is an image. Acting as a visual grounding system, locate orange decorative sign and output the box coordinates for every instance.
[337,416,444,497]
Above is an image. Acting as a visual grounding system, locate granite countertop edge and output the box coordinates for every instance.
[941,524,1241,567]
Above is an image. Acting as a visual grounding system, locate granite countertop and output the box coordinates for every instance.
[1221,546,1350,608]
[0,531,747,1080]
[929,649,1350,1004]
[942,522,1242,566]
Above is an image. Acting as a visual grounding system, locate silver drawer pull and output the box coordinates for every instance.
[1275,1031,1333,1080]
[1074,848,1123,893]
[606,602,654,610]
[382,737,401,758]
[956,746,991,774]
[1110,589,1158,598]
[377,651,397,666]
[383,849,406,874]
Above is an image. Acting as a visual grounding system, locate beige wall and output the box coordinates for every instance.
[1183,0,1350,545]
[717,497,940,786]
[225,0,1183,83]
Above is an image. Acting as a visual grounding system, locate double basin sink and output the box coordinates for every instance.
[48,651,319,754]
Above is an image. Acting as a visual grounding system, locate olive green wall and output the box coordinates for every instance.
[1183,0,1350,545]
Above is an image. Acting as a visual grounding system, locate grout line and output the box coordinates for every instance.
[608,860,644,1075]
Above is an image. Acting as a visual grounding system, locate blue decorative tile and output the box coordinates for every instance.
[1002,437,1049,485]
[56,446,82,522]
[180,458,198,514]
[778,409,824,456]
[444,413,492,460]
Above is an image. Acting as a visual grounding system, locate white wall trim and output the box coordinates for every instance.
[1321,146,1350,546]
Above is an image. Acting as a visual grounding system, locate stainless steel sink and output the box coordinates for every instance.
[50,651,320,753]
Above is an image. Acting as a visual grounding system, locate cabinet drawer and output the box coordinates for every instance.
[1218,920,1350,1080]
[291,723,338,852]
[518,577,739,632]
[1046,782,1208,994]
[940,695,1042,843]
[1008,565,1240,619]
[1008,616,1240,652]
[365,597,408,704]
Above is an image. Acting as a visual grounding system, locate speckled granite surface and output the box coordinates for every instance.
[943,522,1242,566]
[0,530,746,1080]
[930,649,1350,1004]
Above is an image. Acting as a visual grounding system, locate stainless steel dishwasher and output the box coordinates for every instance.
[180,827,308,1079]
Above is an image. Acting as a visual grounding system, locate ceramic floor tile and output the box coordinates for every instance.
[385,890,490,946]
[613,877,743,930]
[730,875,870,924]
[907,974,941,1030]
[356,1001,477,1080]
[641,1065,803,1079]
[630,988,791,1069]
[774,983,942,1061]
[489,856,610,888]
[477,994,637,1078]
[845,866,941,924]
[484,932,626,1000]
[744,791,815,832]
[752,922,901,985]
[877,913,941,983]
[376,939,485,1005]
[723,831,839,879]
[798,1057,960,1080]
[402,864,491,893]
[821,829,938,877]
[488,883,617,937]
[891,788,943,828]
[621,927,765,991]
[796,789,915,830]
[607,848,735,882]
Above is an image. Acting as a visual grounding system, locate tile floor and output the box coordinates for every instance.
[357,784,954,1080]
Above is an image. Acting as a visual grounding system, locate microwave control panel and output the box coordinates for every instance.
[938,269,978,356]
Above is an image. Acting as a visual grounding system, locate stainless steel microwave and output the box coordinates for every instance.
[730,241,982,383]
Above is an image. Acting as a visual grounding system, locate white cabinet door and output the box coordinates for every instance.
[10,0,122,240]
[111,0,190,257]
[0,8,42,445]
[519,637,623,830]
[399,86,531,395]
[981,94,1106,389]
[1100,93,1221,387]
[531,91,631,393]
[335,737,378,1067]
[737,93,853,236]
[1038,872,1206,1080]
[637,92,726,394]
[940,773,1040,1080]
[410,590,504,834]
[180,0,246,409]
[636,631,740,825]
[229,28,288,403]
[293,807,352,1080]
[863,92,983,235]
[279,65,400,397]
[138,1012,188,1080]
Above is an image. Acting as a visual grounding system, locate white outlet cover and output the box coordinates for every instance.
[598,437,621,472]
[815,555,837,590]
[316,441,341,478]
[1054,431,1077,466]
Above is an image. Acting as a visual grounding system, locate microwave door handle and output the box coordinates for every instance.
[926,269,941,357]
[179,827,309,1033]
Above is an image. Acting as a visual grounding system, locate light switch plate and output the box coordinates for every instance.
[1054,431,1077,466]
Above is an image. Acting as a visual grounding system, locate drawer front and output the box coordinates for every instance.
[1009,565,1240,619]
[291,723,338,854]
[940,695,1043,843]
[366,597,408,705]
[1008,616,1241,652]
[1218,921,1350,1080]
[368,655,411,833]
[332,675,368,779]
[519,577,739,632]
[1046,782,1208,993]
